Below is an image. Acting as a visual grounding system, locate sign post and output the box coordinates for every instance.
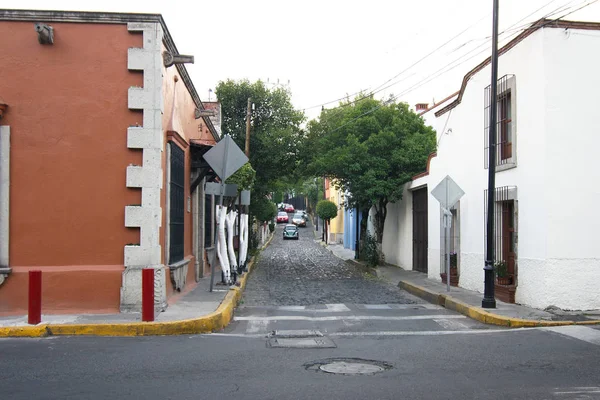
[202,135,248,292]
[431,175,465,292]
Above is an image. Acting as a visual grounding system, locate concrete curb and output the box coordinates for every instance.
[399,280,600,328]
[0,233,275,338]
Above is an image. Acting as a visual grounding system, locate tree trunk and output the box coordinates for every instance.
[373,198,388,244]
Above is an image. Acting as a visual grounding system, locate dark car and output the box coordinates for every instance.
[282,224,299,240]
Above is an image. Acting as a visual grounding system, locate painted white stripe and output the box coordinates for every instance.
[362,305,392,310]
[329,329,533,337]
[245,320,268,334]
[433,318,469,330]
[204,328,535,338]
[233,315,467,322]
[326,304,351,312]
[543,325,600,346]
[278,306,305,311]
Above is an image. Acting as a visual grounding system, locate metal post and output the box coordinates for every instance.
[483,0,499,308]
[142,268,155,322]
[354,208,360,259]
[315,179,318,231]
[28,270,42,325]
[445,211,451,293]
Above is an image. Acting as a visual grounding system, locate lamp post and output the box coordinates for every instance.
[315,178,319,231]
[482,0,499,309]
[354,207,360,260]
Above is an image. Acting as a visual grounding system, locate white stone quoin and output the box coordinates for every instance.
[121,22,166,312]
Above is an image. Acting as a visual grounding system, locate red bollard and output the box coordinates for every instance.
[28,270,42,325]
[142,268,154,322]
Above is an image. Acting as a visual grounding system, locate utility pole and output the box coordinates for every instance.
[482,0,499,309]
[239,98,251,274]
[245,98,251,157]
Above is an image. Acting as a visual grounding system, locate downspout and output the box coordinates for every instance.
[0,107,12,286]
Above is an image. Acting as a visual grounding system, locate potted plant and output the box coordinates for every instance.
[494,260,511,285]
[441,252,459,286]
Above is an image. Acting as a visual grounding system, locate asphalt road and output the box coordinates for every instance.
[2,218,600,399]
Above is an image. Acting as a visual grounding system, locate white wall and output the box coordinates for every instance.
[538,28,600,310]
[423,27,600,310]
[382,183,413,270]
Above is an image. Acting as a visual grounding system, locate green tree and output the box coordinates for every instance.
[251,197,277,224]
[215,79,306,204]
[316,199,338,244]
[309,96,436,250]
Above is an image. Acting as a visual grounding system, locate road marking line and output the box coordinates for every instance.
[233,315,467,322]
[326,304,351,312]
[433,318,469,330]
[277,306,305,311]
[204,328,534,338]
[246,320,269,334]
[362,305,392,310]
[329,329,533,336]
[543,325,600,346]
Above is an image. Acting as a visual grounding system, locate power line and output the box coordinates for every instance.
[319,0,595,137]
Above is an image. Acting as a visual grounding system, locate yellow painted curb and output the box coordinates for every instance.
[399,280,600,328]
[0,239,276,338]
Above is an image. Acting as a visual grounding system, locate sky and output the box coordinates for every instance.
[3,0,600,121]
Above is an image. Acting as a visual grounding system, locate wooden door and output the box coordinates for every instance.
[412,188,428,273]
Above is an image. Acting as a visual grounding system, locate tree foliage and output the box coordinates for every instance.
[316,200,338,221]
[215,79,306,202]
[225,162,256,191]
[251,197,277,223]
[308,96,436,244]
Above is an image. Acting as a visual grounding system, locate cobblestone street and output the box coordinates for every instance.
[242,218,420,306]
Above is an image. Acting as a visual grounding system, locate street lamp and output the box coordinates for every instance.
[482,0,499,309]
[315,178,319,231]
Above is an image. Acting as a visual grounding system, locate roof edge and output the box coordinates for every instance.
[434,18,600,118]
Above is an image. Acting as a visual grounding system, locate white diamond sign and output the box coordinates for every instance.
[431,175,465,209]
[202,134,248,181]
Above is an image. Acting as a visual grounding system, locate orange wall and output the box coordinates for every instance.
[0,22,143,267]
[161,47,216,289]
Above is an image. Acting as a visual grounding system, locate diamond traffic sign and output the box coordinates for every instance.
[431,175,465,209]
[202,134,248,182]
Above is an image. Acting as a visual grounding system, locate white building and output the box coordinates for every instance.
[381,19,600,310]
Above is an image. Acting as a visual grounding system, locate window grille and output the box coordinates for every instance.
[169,143,185,264]
[484,186,518,278]
[484,74,514,168]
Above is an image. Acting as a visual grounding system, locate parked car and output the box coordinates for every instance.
[292,213,307,227]
[282,224,299,240]
[284,204,295,213]
[276,211,289,223]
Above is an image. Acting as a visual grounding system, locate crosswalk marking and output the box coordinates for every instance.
[543,325,600,346]
[433,318,469,330]
[234,314,467,322]
[245,320,269,334]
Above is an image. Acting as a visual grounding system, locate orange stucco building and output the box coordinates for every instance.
[0,10,220,315]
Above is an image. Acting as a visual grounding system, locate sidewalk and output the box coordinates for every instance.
[322,242,600,328]
[0,234,274,338]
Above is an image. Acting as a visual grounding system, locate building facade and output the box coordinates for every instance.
[0,10,219,315]
[380,19,600,310]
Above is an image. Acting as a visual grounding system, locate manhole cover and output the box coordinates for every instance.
[320,362,384,374]
[305,358,392,375]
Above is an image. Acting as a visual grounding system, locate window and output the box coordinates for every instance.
[484,186,518,284]
[204,193,213,248]
[484,75,516,169]
[169,143,185,264]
